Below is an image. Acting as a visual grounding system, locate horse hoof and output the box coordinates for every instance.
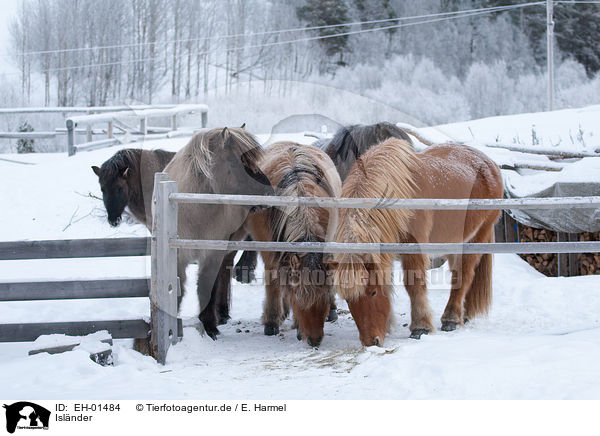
[463,317,469,324]
[264,325,279,336]
[217,315,230,326]
[409,329,429,340]
[205,328,220,341]
[234,267,255,284]
[296,330,302,341]
[441,321,457,332]
[326,309,338,322]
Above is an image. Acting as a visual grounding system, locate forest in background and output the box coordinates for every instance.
[2,0,600,136]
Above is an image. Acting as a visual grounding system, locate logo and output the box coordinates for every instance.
[3,402,50,434]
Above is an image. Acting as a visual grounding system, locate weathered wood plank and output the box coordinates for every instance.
[0,278,149,301]
[170,193,600,210]
[28,338,113,356]
[504,213,519,243]
[0,320,150,342]
[170,239,600,255]
[0,237,150,260]
[150,174,180,365]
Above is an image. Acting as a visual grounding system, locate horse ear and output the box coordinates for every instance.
[240,123,246,129]
[221,127,229,139]
[290,254,301,271]
[91,166,101,177]
[122,167,130,178]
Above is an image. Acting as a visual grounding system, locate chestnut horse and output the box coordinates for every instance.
[247,142,342,346]
[332,139,503,346]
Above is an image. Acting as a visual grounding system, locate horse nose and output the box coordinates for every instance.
[307,336,322,347]
[373,337,381,347]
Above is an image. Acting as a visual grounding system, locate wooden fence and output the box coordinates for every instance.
[66,104,208,156]
[0,235,181,364]
[0,104,208,157]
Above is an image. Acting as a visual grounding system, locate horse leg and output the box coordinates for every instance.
[197,251,227,340]
[216,251,236,325]
[262,265,283,336]
[326,293,338,322]
[234,243,258,284]
[401,253,434,339]
[441,253,481,331]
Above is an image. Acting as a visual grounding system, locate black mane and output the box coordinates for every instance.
[324,122,412,180]
[100,148,141,179]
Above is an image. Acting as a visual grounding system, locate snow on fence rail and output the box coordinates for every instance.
[0,235,182,365]
[66,104,208,156]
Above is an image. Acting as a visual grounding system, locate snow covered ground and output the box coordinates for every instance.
[1,107,600,399]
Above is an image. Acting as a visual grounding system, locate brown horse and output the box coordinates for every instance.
[247,142,342,346]
[332,139,503,346]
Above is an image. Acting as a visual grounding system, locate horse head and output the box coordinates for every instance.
[211,127,274,199]
[284,252,332,347]
[92,151,137,226]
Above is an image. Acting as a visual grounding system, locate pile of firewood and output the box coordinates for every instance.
[517,223,600,276]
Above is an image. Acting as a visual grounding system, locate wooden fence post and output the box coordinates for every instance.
[504,212,519,243]
[66,119,75,156]
[171,115,177,131]
[140,118,147,135]
[150,172,179,364]
[107,121,114,139]
[568,233,579,276]
[201,111,207,128]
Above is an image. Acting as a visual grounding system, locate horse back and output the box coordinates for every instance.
[414,144,503,243]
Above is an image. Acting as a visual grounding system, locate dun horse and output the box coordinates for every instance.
[332,138,503,346]
[165,127,274,338]
[247,142,341,346]
[92,148,175,227]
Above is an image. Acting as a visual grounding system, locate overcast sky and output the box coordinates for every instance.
[0,0,20,73]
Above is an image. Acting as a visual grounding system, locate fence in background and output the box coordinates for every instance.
[0,104,208,156]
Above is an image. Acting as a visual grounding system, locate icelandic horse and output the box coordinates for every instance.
[164,127,274,339]
[332,138,503,346]
[247,142,342,346]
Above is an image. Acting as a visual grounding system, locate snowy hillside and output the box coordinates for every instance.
[1,108,600,399]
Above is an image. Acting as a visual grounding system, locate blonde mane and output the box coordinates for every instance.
[179,127,262,180]
[334,138,419,301]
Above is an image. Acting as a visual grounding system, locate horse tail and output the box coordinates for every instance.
[333,253,369,301]
[464,239,493,319]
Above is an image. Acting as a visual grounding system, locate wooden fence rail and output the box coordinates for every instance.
[169,193,600,210]
[0,236,179,364]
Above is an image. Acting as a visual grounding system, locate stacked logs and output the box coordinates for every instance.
[517,223,600,276]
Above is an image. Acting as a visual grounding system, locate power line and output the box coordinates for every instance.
[4,2,544,59]
[1,2,546,78]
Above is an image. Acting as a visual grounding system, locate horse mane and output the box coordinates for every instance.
[334,138,419,301]
[100,148,142,179]
[263,143,341,307]
[325,122,413,179]
[268,143,338,244]
[182,127,262,180]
